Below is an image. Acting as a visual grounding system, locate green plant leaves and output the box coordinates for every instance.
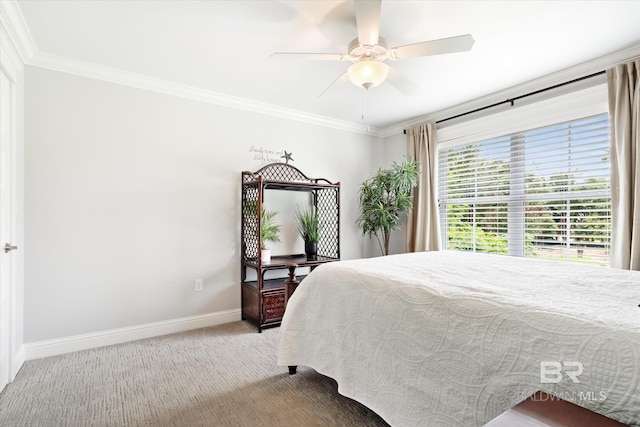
[296,205,321,243]
[260,208,281,249]
[356,159,419,255]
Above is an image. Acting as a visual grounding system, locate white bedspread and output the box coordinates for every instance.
[277,251,640,426]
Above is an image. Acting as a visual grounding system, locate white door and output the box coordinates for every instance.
[0,67,16,393]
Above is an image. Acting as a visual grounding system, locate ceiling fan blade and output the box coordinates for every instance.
[354,0,381,46]
[387,66,419,96]
[390,34,475,60]
[271,52,349,61]
[318,71,348,98]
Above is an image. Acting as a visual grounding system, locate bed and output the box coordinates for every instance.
[276,250,640,426]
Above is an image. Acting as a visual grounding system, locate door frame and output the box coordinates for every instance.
[0,34,20,391]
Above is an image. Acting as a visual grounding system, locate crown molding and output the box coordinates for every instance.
[382,43,640,138]
[27,51,384,138]
[0,23,21,79]
[1,0,384,137]
[0,0,36,64]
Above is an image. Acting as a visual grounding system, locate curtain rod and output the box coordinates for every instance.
[403,70,606,134]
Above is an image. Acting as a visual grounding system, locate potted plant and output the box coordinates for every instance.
[356,159,419,256]
[260,208,281,263]
[296,205,321,260]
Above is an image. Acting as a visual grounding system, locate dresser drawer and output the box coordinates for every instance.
[262,291,285,322]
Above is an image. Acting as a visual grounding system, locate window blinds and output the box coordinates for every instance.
[438,113,610,265]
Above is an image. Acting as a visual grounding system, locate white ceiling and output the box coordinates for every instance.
[13,0,640,132]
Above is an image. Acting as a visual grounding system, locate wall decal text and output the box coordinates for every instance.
[249,146,286,163]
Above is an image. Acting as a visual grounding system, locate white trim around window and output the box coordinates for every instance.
[437,82,608,150]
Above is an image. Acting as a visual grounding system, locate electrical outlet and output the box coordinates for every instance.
[194,279,203,292]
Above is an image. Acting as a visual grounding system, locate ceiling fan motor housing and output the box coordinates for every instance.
[348,37,388,63]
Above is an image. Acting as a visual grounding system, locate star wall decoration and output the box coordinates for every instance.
[281,151,294,164]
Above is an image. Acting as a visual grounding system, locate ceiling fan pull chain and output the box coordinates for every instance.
[361,87,372,132]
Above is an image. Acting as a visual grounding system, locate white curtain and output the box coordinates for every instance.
[406,123,441,252]
[608,59,640,270]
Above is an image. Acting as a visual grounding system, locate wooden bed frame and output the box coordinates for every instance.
[486,392,628,427]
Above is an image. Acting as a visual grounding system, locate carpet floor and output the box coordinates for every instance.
[0,321,389,427]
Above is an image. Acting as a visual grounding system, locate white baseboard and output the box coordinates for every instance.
[24,309,242,361]
[11,345,25,380]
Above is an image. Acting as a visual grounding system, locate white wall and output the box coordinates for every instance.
[24,66,383,343]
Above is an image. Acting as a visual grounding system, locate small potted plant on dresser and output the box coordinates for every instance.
[260,208,281,263]
[296,205,321,260]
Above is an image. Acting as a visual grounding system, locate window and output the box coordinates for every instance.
[438,113,610,265]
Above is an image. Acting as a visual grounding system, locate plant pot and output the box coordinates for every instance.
[305,241,317,260]
[261,248,271,263]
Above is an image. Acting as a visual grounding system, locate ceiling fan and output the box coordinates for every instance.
[271,0,474,97]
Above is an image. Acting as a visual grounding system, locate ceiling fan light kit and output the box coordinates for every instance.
[348,60,390,89]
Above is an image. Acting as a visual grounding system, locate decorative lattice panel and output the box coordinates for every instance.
[243,163,312,183]
[317,187,340,259]
[242,183,260,260]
